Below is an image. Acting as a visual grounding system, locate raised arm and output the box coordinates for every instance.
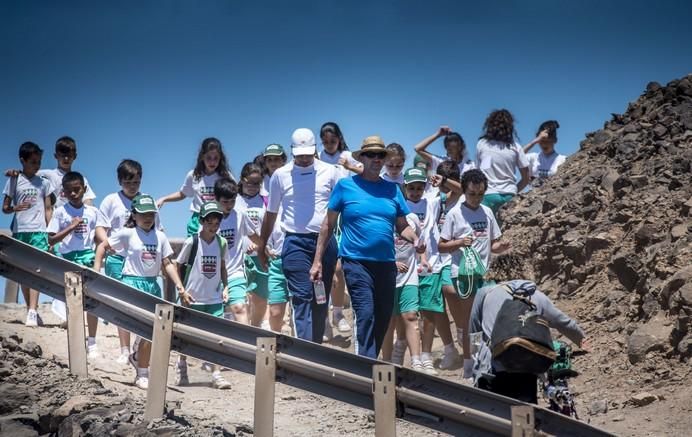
[522,129,549,153]
[156,191,186,209]
[414,126,451,163]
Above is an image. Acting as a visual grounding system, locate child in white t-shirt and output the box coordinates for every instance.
[381,143,406,185]
[174,201,231,389]
[157,137,235,236]
[414,126,476,180]
[94,194,186,390]
[523,120,566,182]
[2,142,53,326]
[39,136,97,209]
[47,171,103,358]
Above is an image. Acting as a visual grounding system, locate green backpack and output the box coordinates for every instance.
[178,234,227,287]
[457,246,487,298]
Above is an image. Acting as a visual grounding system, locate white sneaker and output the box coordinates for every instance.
[174,362,189,386]
[462,359,474,379]
[212,374,231,390]
[391,341,407,366]
[87,344,99,360]
[323,324,333,343]
[134,375,149,390]
[336,317,351,333]
[411,361,424,372]
[439,347,460,370]
[421,359,438,376]
[25,310,38,327]
[116,352,129,365]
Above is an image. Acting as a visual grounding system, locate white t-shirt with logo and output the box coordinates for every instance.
[319,150,361,180]
[394,213,421,287]
[526,152,567,180]
[236,193,265,256]
[3,173,53,233]
[97,191,162,239]
[38,168,96,209]
[47,203,102,254]
[108,227,173,277]
[180,171,223,213]
[440,202,501,277]
[426,195,461,274]
[219,209,257,279]
[476,139,529,195]
[267,160,338,234]
[176,236,226,304]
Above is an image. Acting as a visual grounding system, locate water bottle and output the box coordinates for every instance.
[314,281,327,305]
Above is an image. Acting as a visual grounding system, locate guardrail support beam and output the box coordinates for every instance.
[511,405,535,437]
[373,364,396,437]
[65,271,87,377]
[145,303,174,420]
[4,280,18,303]
[254,337,277,437]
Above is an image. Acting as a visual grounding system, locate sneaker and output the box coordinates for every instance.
[391,341,407,366]
[411,361,424,372]
[438,347,460,370]
[336,317,351,333]
[87,344,99,360]
[174,362,189,386]
[134,375,149,390]
[25,310,38,327]
[201,362,214,372]
[462,359,474,379]
[116,352,130,365]
[421,359,438,376]
[212,375,231,390]
[323,324,333,343]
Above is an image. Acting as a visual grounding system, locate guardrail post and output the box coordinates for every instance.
[511,405,535,437]
[65,272,87,377]
[373,364,396,437]
[144,304,174,420]
[4,280,18,303]
[254,337,276,437]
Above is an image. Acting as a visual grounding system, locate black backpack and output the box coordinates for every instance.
[490,283,557,374]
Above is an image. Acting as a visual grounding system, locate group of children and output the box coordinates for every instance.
[3,109,566,388]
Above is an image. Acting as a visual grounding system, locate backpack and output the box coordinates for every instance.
[490,283,557,374]
[457,246,487,298]
[178,234,227,287]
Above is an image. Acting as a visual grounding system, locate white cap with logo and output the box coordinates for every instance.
[291,128,316,156]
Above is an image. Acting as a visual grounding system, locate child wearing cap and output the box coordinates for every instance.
[260,144,287,197]
[47,171,104,358]
[94,194,187,390]
[2,142,54,326]
[173,200,232,389]
[156,137,234,236]
[213,177,262,324]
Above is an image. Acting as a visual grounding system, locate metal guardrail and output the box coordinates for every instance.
[0,235,612,436]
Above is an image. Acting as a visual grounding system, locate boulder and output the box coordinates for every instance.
[627,318,673,364]
[628,392,658,407]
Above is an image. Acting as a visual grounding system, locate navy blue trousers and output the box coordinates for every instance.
[341,258,397,358]
[282,233,337,343]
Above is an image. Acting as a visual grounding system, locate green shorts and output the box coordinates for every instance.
[481,193,514,216]
[63,249,95,267]
[190,302,224,317]
[418,273,445,313]
[246,255,269,299]
[14,232,49,251]
[267,258,289,305]
[122,275,161,298]
[439,265,453,287]
[226,276,247,306]
[394,284,419,315]
[105,254,125,280]
[186,212,200,237]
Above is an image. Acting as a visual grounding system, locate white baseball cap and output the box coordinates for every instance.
[291,128,316,156]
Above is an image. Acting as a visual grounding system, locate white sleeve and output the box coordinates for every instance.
[108,228,129,252]
[160,233,174,259]
[2,178,11,197]
[266,172,282,214]
[488,209,501,241]
[175,237,193,264]
[180,171,195,198]
[46,208,62,234]
[439,208,456,241]
[83,176,96,200]
[430,155,443,174]
[96,197,111,228]
[516,143,530,169]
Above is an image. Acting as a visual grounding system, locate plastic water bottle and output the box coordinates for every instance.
[314,281,327,305]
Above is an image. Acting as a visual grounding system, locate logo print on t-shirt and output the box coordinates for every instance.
[538,168,550,178]
[74,218,88,238]
[141,243,157,268]
[200,186,215,202]
[220,228,236,248]
[245,209,261,227]
[20,188,39,206]
[471,221,488,238]
[201,255,217,278]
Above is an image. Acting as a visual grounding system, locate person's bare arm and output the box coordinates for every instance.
[438,236,473,253]
[44,195,53,225]
[517,167,530,192]
[163,256,193,305]
[156,191,186,209]
[309,210,339,282]
[93,240,111,272]
[256,211,278,270]
[48,217,82,245]
[414,126,451,163]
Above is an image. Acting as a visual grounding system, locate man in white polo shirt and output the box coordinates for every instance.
[257,128,339,343]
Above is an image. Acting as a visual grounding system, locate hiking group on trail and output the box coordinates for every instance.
[3,109,589,406]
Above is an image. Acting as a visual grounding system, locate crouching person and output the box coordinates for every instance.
[469,254,589,403]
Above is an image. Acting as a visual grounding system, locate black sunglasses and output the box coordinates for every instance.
[362,151,387,159]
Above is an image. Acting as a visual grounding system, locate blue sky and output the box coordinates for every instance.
[1,1,690,300]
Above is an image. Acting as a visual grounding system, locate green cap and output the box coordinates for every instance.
[413,154,428,169]
[263,143,285,157]
[131,194,157,213]
[404,167,427,185]
[199,201,224,219]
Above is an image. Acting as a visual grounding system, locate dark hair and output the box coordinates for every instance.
[117,159,142,182]
[200,212,223,223]
[385,143,406,161]
[443,132,466,151]
[19,142,43,160]
[436,160,461,182]
[461,168,488,192]
[55,136,77,155]
[537,120,560,142]
[193,137,232,180]
[252,154,266,175]
[62,171,84,187]
[481,109,517,145]
[214,177,238,200]
[124,210,155,230]
[320,122,348,152]
[239,162,263,195]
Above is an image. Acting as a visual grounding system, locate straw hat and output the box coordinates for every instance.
[352,135,391,161]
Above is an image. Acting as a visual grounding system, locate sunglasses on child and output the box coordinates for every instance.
[361,151,387,159]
